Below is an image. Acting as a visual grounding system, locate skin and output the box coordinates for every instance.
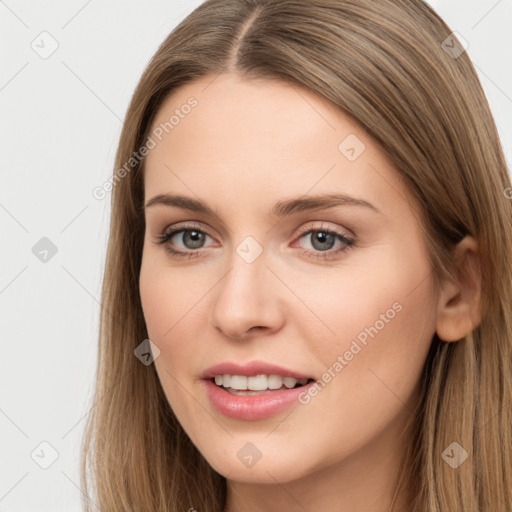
[139,73,482,512]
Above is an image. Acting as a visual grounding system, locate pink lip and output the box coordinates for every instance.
[202,379,315,420]
[200,360,316,421]
[200,360,314,380]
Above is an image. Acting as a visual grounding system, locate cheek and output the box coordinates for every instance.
[139,257,207,422]
[315,251,436,413]
[295,238,436,390]
[139,252,203,342]
[139,263,168,342]
[285,262,436,468]
[287,259,425,356]
[139,254,213,408]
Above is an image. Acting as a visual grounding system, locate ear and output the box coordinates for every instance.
[436,235,482,342]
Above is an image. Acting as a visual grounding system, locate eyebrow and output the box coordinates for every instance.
[144,193,380,217]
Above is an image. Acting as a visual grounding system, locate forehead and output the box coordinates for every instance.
[143,73,412,221]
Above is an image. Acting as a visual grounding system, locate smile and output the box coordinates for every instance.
[213,374,311,392]
[203,377,316,420]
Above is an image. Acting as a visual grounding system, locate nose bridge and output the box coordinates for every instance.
[210,235,283,338]
[217,237,268,312]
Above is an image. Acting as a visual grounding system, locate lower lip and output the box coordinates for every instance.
[202,378,315,420]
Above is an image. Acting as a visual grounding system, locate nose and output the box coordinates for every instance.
[210,248,286,340]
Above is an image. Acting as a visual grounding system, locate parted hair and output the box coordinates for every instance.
[80,1,512,510]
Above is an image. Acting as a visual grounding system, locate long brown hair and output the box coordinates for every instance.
[80,1,512,510]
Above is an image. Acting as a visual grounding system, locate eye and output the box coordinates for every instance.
[292,223,355,261]
[153,222,355,261]
[153,224,215,259]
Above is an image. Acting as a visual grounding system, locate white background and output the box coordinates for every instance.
[1,1,511,510]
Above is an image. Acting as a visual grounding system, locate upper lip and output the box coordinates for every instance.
[201,361,314,380]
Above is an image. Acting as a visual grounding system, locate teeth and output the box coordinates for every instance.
[230,375,247,390]
[283,377,298,389]
[213,374,309,391]
[268,375,284,389]
[247,374,267,391]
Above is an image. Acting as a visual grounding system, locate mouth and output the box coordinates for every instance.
[209,375,316,396]
[200,361,317,419]
[203,375,317,420]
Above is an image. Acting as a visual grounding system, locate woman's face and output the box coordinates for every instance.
[139,73,438,485]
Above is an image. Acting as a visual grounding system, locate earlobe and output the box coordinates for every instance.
[435,236,482,342]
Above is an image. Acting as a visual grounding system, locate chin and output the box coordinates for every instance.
[200,443,315,484]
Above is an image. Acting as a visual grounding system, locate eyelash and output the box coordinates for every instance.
[153,222,355,261]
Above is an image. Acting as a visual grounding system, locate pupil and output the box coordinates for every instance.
[312,231,334,251]
[184,230,204,249]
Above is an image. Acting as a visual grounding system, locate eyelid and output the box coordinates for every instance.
[154,220,355,259]
[294,220,354,239]
[159,220,352,240]
[161,221,215,238]
[153,222,218,255]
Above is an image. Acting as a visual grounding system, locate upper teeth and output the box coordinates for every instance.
[214,374,309,390]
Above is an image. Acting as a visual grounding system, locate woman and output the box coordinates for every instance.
[80,0,512,510]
